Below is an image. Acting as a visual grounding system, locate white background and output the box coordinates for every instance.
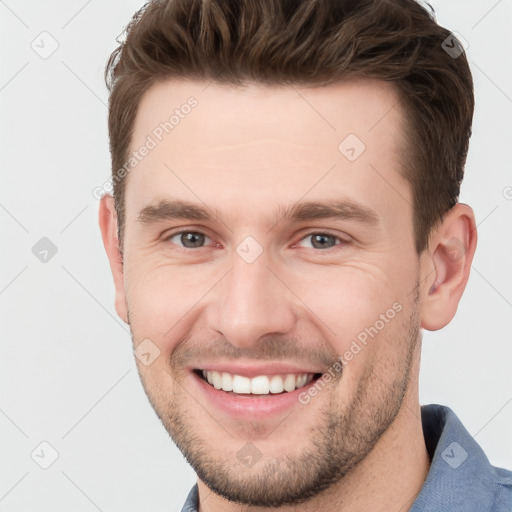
[1,1,511,510]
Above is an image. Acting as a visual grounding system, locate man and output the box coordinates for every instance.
[98,0,512,510]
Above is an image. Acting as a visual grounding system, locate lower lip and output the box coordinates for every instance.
[191,371,320,417]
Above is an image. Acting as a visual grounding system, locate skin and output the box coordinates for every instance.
[99,78,477,511]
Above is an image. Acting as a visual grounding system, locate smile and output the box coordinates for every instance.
[195,369,322,395]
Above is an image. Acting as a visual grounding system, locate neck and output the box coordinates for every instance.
[197,359,430,512]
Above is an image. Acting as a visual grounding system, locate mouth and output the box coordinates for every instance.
[191,366,326,417]
[193,369,323,396]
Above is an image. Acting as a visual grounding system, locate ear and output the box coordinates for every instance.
[420,203,477,331]
[98,195,129,324]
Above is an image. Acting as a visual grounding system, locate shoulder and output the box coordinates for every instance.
[411,404,512,512]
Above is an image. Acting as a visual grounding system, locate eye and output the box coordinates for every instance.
[166,231,212,249]
[297,232,349,250]
[164,230,349,252]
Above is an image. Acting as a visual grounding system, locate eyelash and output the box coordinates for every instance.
[297,232,351,251]
[164,230,350,252]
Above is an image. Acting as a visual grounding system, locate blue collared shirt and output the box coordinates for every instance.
[180,404,512,511]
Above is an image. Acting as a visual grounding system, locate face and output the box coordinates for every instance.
[118,79,425,506]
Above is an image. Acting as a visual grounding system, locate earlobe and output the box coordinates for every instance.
[98,195,129,324]
[420,203,477,331]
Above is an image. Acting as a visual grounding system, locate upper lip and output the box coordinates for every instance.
[192,361,324,378]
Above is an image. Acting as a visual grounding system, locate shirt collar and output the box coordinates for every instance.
[410,403,512,511]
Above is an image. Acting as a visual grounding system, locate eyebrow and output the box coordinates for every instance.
[137,198,380,227]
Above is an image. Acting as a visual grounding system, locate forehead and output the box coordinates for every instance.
[125,78,410,229]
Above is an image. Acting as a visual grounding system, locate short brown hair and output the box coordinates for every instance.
[105,0,474,254]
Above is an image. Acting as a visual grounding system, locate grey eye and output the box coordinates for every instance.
[168,231,209,248]
[300,233,339,249]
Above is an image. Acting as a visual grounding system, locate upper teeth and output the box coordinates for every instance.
[202,370,314,394]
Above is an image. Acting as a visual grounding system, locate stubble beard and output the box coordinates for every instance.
[133,285,421,507]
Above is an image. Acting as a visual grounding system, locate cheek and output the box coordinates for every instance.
[291,261,404,337]
[124,245,416,365]
[124,260,217,349]
[288,259,414,390]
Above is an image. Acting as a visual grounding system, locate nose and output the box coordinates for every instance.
[206,251,297,349]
